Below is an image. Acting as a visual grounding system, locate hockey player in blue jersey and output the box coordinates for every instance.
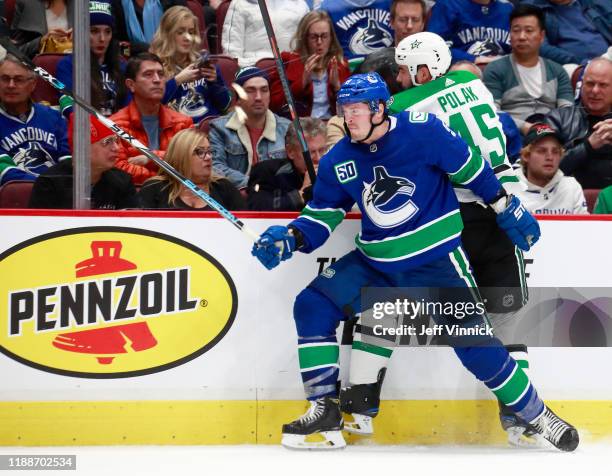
[251,73,578,452]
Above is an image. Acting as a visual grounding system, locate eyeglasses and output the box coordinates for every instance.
[0,75,35,86]
[99,136,119,147]
[308,33,330,43]
[193,147,212,158]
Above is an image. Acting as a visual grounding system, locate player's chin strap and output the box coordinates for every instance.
[343,113,390,144]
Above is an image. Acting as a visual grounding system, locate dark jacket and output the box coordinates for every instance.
[29,160,138,209]
[247,159,312,211]
[137,178,245,210]
[545,105,612,189]
[523,0,612,65]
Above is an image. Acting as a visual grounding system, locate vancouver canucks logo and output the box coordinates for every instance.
[349,18,393,55]
[12,142,54,174]
[362,166,419,228]
[467,39,504,57]
[171,87,209,119]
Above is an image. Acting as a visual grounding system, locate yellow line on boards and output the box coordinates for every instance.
[1,400,610,446]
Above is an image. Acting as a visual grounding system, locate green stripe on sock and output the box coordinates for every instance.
[352,341,393,358]
[298,344,339,369]
[516,360,529,370]
[492,365,530,405]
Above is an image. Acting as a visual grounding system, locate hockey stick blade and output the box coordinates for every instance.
[0,37,258,242]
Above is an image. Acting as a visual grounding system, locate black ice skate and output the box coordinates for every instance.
[281,397,346,450]
[530,406,579,452]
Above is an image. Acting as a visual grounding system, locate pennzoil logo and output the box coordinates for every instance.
[0,227,237,378]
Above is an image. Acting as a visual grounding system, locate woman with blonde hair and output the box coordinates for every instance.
[270,10,350,118]
[150,6,231,125]
[138,129,245,210]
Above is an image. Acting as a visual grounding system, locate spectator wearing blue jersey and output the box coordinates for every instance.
[426,0,512,68]
[483,4,573,133]
[56,1,128,119]
[0,54,70,185]
[319,0,395,65]
[522,0,611,66]
[149,6,231,126]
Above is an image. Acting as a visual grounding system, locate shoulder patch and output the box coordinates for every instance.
[334,160,358,184]
[409,111,428,123]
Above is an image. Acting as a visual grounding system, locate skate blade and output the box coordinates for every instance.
[343,414,374,435]
[507,426,546,449]
[281,431,346,450]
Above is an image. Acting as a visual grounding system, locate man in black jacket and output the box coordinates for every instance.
[545,57,612,189]
[29,115,138,209]
[247,117,327,211]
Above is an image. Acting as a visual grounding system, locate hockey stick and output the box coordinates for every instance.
[256,0,317,186]
[0,38,259,242]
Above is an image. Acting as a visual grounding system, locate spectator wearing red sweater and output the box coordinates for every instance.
[271,10,350,119]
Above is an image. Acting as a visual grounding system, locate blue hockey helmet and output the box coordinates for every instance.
[336,73,391,114]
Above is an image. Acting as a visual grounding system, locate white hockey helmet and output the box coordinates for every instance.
[395,32,452,86]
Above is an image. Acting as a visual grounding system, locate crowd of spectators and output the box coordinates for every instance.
[0,0,610,213]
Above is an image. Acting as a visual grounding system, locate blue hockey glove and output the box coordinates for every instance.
[251,225,296,270]
[495,195,541,251]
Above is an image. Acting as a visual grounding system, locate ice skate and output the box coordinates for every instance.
[281,397,346,450]
[530,406,579,452]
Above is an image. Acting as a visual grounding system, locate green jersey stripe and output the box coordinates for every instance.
[300,206,346,233]
[356,211,463,260]
[490,364,530,406]
[449,150,485,185]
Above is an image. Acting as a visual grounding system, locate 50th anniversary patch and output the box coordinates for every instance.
[0,227,237,378]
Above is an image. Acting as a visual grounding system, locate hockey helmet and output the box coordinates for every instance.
[395,32,452,85]
[336,72,391,115]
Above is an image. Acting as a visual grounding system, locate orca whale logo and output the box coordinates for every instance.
[349,18,393,56]
[362,166,419,228]
[172,87,209,119]
[12,142,54,174]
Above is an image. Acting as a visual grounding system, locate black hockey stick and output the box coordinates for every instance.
[256,0,317,186]
[0,38,259,242]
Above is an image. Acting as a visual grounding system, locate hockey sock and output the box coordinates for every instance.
[298,336,339,400]
[455,345,544,423]
[293,287,342,400]
[349,340,392,384]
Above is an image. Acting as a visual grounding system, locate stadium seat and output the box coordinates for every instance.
[3,0,15,27]
[31,53,67,106]
[210,54,239,85]
[198,115,219,134]
[0,181,34,209]
[571,64,585,93]
[255,57,277,78]
[215,0,232,54]
[186,0,209,52]
[583,189,600,213]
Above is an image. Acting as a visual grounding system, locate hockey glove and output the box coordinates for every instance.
[251,225,296,270]
[494,195,541,251]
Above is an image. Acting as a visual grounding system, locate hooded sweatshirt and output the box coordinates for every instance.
[516,168,588,215]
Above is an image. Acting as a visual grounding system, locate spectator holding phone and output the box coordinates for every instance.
[150,6,231,125]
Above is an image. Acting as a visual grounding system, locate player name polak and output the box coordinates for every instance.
[372,323,493,337]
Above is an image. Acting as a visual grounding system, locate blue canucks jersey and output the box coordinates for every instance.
[0,104,71,185]
[319,0,394,61]
[290,111,502,272]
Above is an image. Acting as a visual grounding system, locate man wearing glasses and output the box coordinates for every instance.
[29,115,138,210]
[0,54,71,186]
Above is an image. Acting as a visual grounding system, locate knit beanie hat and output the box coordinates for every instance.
[68,114,115,152]
[90,1,114,27]
[234,66,269,87]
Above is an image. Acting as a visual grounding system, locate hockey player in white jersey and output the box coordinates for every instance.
[251,73,578,452]
[340,31,541,448]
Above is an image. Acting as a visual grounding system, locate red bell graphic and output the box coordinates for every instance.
[52,322,158,364]
[75,241,137,278]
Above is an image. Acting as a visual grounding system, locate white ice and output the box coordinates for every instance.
[1,442,609,476]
